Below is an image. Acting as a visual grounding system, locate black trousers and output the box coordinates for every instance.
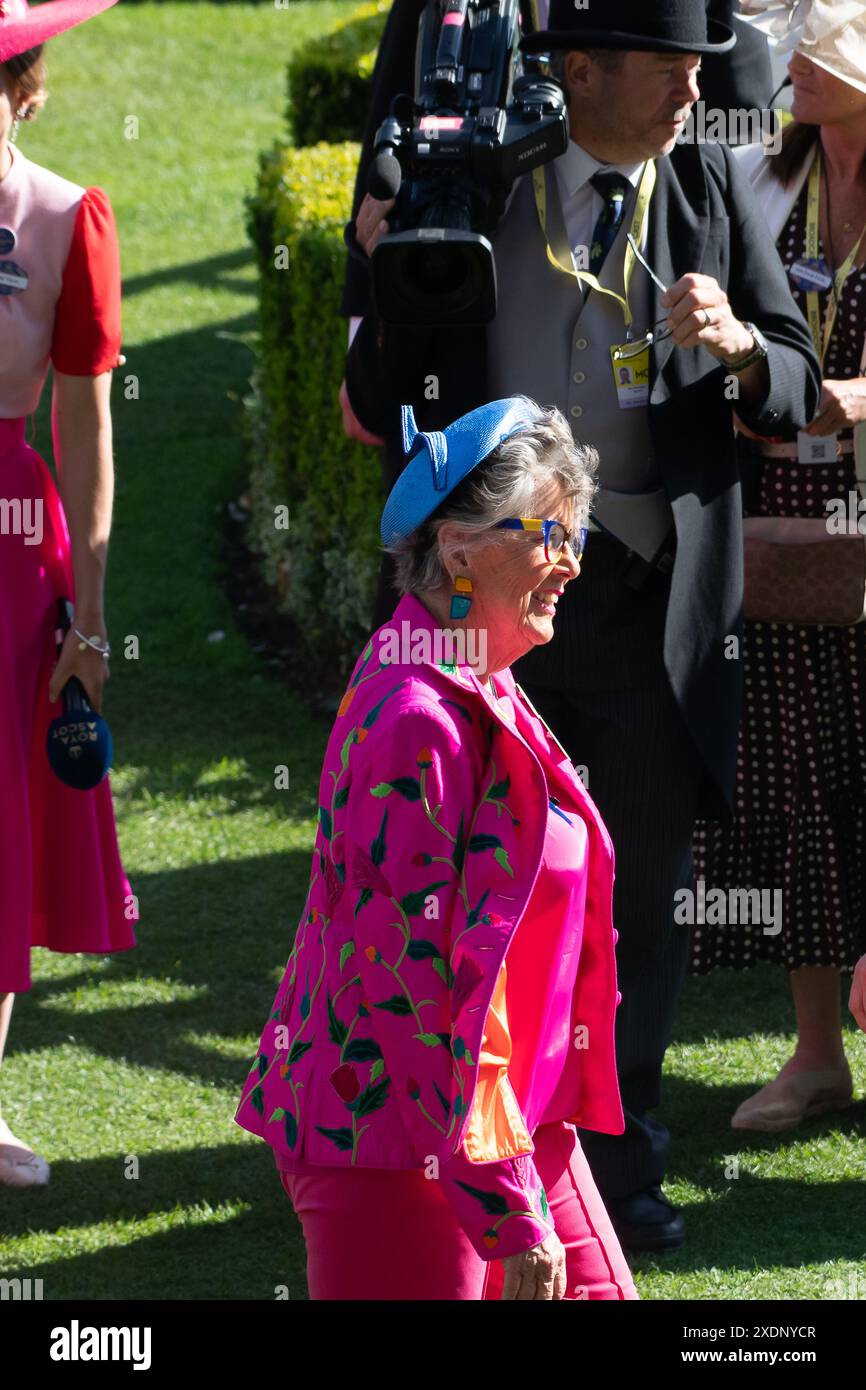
[513,533,705,1202]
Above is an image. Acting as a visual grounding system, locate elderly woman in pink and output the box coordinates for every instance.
[236,395,637,1301]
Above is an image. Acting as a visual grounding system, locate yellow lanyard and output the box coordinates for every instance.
[805,149,866,373]
[532,159,657,337]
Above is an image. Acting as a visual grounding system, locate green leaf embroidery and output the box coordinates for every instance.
[370,777,421,801]
[354,887,373,918]
[340,730,356,769]
[413,1032,445,1047]
[406,939,443,960]
[287,1038,313,1065]
[355,1076,391,1117]
[319,806,333,841]
[343,1037,383,1062]
[493,846,514,878]
[400,881,448,916]
[334,785,350,810]
[249,1084,265,1115]
[285,1111,298,1150]
[489,775,511,799]
[315,1125,355,1151]
[268,1108,285,1123]
[373,994,413,1016]
[327,991,348,1047]
[351,640,373,687]
[468,833,502,853]
[441,698,473,726]
[453,1180,510,1216]
[453,811,466,872]
[467,889,490,928]
[370,809,388,866]
[362,681,406,730]
[339,941,356,971]
[370,1059,385,1082]
[432,1080,451,1117]
[388,777,422,800]
[431,957,451,986]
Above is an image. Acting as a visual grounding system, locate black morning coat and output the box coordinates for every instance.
[342,43,821,823]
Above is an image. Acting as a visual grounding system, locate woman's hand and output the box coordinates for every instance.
[48,617,109,713]
[804,378,866,435]
[354,191,396,259]
[849,954,866,1033]
[339,377,385,446]
[500,1230,567,1300]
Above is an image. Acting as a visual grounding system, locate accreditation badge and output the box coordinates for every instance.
[797,430,838,464]
[788,258,833,293]
[610,342,650,409]
[0,260,28,294]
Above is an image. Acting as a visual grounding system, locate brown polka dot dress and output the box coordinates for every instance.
[691,177,866,975]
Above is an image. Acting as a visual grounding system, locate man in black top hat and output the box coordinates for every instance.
[342,0,819,1254]
[339,0,773,329]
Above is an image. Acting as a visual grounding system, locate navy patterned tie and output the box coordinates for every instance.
[588,171,629,277]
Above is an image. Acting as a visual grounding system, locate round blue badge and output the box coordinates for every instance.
[0,260,28,294]
[789,257,833,292]
[0,227,16,255]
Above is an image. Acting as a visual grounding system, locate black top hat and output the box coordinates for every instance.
[520,0,736,56]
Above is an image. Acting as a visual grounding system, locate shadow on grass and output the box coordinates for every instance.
[0,1143,308,1301]
[15,852,320,1091]
[630,1167,866,1279]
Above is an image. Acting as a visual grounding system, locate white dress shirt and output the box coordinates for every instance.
[347,141,648,345]
[551,141,648,278]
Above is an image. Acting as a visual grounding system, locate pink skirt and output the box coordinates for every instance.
[0,416,137,993]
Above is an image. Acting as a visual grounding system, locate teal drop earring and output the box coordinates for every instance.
[449,575,473,620]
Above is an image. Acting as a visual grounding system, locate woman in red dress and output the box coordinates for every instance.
[0,0,137,1188]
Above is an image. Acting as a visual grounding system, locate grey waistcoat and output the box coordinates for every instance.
[486,162,674,561]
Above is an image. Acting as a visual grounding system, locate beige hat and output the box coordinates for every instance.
[739,0,866,96]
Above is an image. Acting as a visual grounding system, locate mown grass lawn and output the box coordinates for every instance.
[0,2,863,1301]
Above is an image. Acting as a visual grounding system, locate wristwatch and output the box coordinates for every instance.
[722,322,769,372]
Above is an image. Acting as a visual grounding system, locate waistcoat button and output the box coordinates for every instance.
[573,371,586,383]
[575,337,588,350]
[571,405,584,418]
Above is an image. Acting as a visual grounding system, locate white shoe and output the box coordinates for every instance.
[0,1142,50,1187]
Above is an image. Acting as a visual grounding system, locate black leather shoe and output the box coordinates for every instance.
[607,1185,686,1253]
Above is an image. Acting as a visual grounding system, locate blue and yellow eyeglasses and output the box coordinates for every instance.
[495,517,587,563]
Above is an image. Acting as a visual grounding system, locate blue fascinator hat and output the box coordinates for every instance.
[380,396,543,546]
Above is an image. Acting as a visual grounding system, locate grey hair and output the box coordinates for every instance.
[385,397,598,598]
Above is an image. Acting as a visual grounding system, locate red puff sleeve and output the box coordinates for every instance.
[51,186,122,375]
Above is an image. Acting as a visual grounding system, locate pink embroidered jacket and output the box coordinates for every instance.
[235,592,623,1260]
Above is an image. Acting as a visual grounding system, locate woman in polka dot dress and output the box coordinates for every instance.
[692,48,866,1131]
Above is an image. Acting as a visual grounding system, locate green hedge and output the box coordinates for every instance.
[243,139,384,683]
[286,0,389,146]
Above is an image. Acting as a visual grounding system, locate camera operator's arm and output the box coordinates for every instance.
[339,0,427,321]
[339,191,397,445]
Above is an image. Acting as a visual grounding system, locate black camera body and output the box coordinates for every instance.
[368,0,567,326]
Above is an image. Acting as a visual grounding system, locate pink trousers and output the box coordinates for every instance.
[280,1120,638,1300]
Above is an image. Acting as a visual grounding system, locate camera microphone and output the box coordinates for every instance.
[368,151,402,201]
